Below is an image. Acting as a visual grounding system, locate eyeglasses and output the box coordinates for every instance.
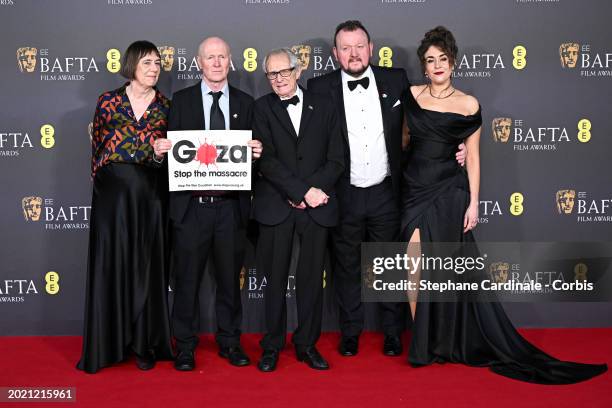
[265,67,295,80]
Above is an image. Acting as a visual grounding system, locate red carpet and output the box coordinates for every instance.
[0,329,610,407]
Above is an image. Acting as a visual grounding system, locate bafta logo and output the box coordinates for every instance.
[290,44,311,71]
[556,189,576,214]
[363,265,376,289]
[22,196,43,221]
[559,43,579,68]
[489,262,510,284]
[239,266,246,290]
[492,118,512,143]
[158,46,175,71]
[16,47,37,73]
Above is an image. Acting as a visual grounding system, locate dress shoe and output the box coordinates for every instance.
[296,346,329,370]
[135,349,156,371]
[257,349,279,372]
[219,345,250,367]
[174,350,195,371]
[338,336,359,356]
[383,335,403,356]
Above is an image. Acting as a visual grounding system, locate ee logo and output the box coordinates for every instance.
[45,271,60,295]
[577,119,591,143]
[106,49,121,73]
[378,47,393,67]
[510,192,524,216]
[513,45,527,70]
[243,48,257,72]
[40,124,55,148]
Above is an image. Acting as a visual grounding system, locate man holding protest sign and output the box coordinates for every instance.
[153,36,262,371]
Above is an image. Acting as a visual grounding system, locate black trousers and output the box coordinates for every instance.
[258,210,328,351]
[332,177,405,338]
[171,197,245,351]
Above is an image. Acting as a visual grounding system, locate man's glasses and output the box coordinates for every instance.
[265,67,295,80]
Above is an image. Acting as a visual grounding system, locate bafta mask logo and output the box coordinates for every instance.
[239,266,246,291]
[559,43,579,68]
[556,189,576,214]
[22,196,43,221]
[290,44,311,71]
[158,46,175,71]
[489,262,510,284]
[363,264,376,289]
[16,47,37,73]
[492,118,512,143]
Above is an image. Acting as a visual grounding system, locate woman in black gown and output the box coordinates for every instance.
[77,41,173,373]
[402,27,607,384]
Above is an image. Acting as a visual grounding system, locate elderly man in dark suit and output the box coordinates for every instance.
[252,47,344,372]
[154,36,262,371]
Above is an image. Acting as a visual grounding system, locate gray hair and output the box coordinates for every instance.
[263,47,299,73]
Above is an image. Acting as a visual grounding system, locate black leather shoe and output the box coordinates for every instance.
[383,335,403,356]
[257,349,279,372]
[174,350,195,371]
[219,345,250,367]
[296,346,329,370]
[339,336,359,356]
[135,350,155,371]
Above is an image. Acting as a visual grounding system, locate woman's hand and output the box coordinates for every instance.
[153,138,172,158]
[463,201,479,233]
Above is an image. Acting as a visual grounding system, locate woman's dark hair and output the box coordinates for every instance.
[417,26,458,72]
[120,40,160,80]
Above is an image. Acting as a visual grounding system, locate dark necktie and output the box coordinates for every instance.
[281,95,300,108]
[347,77,369,91]
[209,91,225,130]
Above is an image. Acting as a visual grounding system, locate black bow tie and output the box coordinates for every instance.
[347,77,369,91]
[281,95,300,108]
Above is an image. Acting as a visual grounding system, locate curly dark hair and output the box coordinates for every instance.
[417,26,458,72]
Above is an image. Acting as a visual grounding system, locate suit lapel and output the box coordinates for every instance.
[271,95,299,140]
[372,66,393,151]
[191,83,205,129]
[330,70,349,145]
[228,85,241,130]
[297,88,314,144]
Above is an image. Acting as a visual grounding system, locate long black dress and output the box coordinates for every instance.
[401,89,607,384]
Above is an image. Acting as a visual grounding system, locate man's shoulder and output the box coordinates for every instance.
[254,92,277,109]
[371,65,408,80]
[171,83,200,101]
[229,84,254,103]
[307,69,341,90]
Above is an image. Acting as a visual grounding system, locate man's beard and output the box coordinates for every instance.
[343,61,369,78]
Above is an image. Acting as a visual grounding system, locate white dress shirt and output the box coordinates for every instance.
[201,80,230,130]
[280,86,303,136]
[341,66,389,188]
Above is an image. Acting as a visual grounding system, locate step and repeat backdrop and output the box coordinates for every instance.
[1,0,611,335]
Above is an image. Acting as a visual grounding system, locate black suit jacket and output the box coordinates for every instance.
[307,65,410,208]
[251,88,344,227]
[167,82,254,225]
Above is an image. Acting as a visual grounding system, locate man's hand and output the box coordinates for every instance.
[153,138,172,159]
[304,187,329,208]
[248,139,263,160]
[455,142,467,167]
[288,200,307,210]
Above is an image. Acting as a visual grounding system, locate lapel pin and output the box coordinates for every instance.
[308,105,313,110]
[233,113,238,118]
[381,93,388,99]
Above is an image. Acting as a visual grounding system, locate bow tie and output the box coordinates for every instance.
[281,95,300,108]
[347,77,369,91]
